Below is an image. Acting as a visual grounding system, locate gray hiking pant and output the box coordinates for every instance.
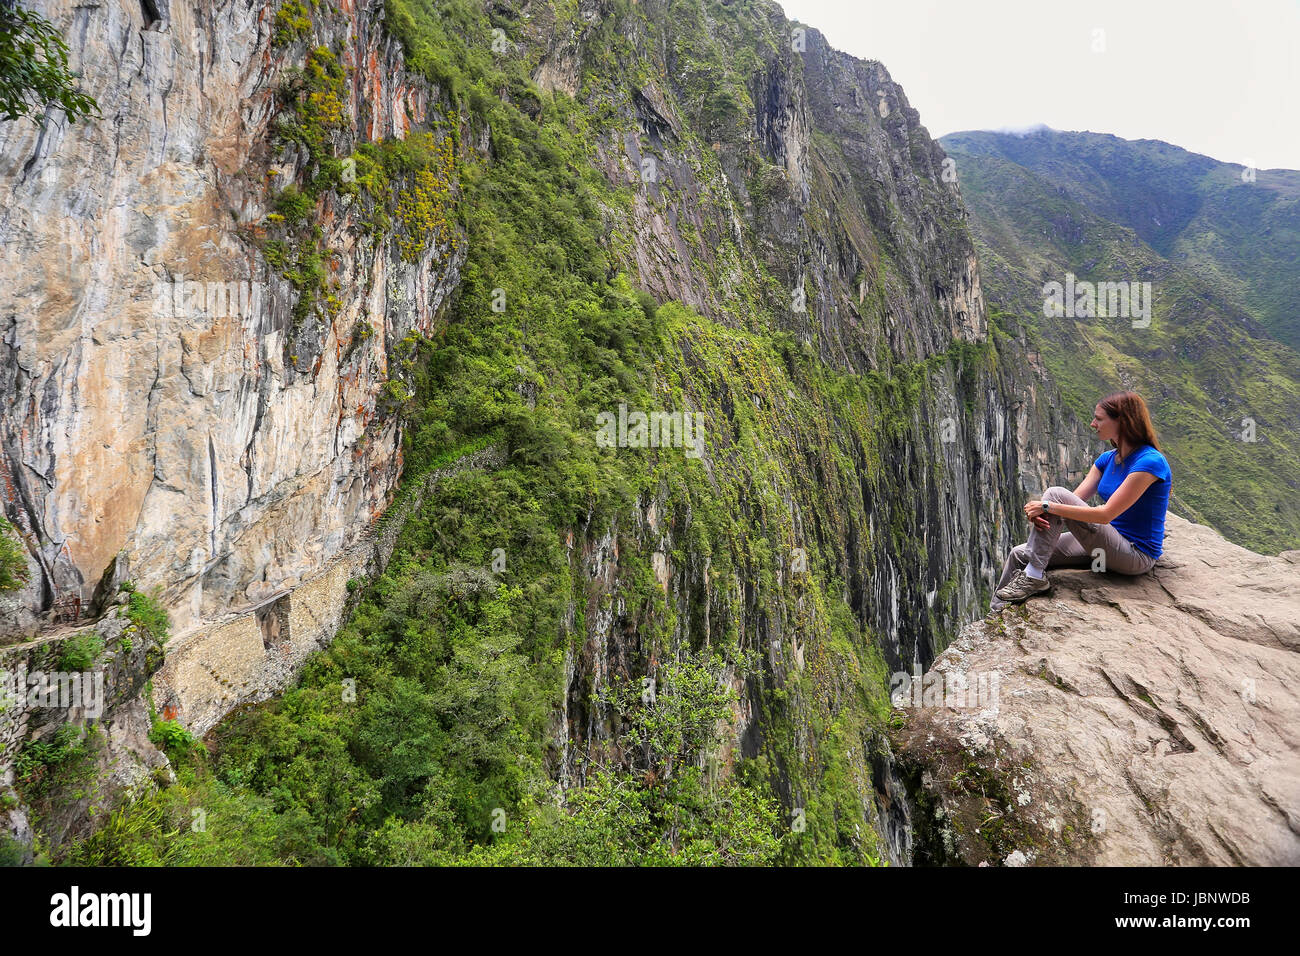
[993,486,1158,607]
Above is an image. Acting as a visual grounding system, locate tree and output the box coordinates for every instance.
[450,651,785,866]
[0,1,98,123]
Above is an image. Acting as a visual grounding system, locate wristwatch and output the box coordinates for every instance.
[1042,501,1051,514]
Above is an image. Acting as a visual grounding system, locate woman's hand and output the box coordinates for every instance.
[1025,500,1051,529]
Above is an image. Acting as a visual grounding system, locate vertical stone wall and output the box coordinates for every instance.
[0,0,461,637]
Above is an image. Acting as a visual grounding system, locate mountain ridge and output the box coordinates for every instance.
[943,126,1300,349]
[947,125,1300,174]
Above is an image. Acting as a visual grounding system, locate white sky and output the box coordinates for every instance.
[776,0,1300,170]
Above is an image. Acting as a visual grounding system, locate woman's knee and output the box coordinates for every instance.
[1043,486,1073,502]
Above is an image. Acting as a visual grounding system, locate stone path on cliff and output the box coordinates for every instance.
[151,442,507,735]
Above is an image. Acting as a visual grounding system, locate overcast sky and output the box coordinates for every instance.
[775,0,1300,170]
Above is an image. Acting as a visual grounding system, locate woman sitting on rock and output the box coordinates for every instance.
[993,390,1172,607]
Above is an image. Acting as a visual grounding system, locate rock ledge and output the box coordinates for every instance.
[892,514,1300,866]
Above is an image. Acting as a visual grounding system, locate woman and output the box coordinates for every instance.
[993,391,1172,607]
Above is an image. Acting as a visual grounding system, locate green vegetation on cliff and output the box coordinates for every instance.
[0,516,27,591]
[50,0,1007,867]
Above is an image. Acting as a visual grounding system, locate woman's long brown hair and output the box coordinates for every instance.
[1099,391,1161,459]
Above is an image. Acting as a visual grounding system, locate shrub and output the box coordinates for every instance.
[125,590,170,644]
[57,632,104,671]
[272,0,313,47]
[0,835,25,867]
[148,719,200,759]
[0,516,27,591]
[635,289,658,323]
[14,724,97,800]
[272,184,316,226]
[62,767,305,866]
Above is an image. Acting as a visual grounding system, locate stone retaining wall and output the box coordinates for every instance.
[152,444,504,736]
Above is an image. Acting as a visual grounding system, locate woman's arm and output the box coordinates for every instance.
[1029,464,1103,529]
[1025,471,1159,524]
[1073,465,1102,502]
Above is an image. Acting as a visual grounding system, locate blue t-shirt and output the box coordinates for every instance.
[1094,445,1171,558]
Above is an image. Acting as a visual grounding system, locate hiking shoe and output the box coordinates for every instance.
[995,570,1052,603]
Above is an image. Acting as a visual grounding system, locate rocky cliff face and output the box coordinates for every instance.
[3,0,1120,865]
[507,0,1099,861]
[523,0,1093,662]
[1,608,169,860]
[0,0,459,635]
[893,514,1300,865]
